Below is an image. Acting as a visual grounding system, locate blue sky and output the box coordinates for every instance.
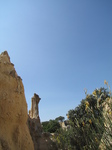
[0,1,112,121]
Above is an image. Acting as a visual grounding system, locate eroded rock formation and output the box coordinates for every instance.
[0,51,34,150]
[29,93,41,120]
[28,94,57,150]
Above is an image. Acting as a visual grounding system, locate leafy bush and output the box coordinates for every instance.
[55,116,65,122]
[42,120,61,133]
[55,85,112,150]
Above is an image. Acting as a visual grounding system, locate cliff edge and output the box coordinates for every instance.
[0,51,34,150]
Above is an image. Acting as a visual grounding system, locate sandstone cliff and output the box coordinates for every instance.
[28,94,58,150]
[0,51,34,150]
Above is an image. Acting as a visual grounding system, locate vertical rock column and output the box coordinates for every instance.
[29,93,41,120]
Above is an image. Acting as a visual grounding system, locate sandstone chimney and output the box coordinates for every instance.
[29,93,41,119]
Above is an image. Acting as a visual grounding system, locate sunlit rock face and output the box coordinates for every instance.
[28,94,58,150]
[0,51,34,150]
[29,93,41,119]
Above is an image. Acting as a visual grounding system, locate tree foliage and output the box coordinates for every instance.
[55,116,65,122]
[42,120,61,133]
[55,87,111,150]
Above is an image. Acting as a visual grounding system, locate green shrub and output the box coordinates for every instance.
[55,86,112,150]
[42,120,61,133]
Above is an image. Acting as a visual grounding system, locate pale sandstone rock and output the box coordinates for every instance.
[28,94,58,150]
[0,51,34,150]
[29,93,41,119]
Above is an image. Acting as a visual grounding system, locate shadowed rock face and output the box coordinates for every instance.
[0,51,34,150]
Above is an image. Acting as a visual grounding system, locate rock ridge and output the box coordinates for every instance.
[0,51,34,150]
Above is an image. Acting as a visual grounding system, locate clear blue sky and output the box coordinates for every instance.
[0,1,112,121]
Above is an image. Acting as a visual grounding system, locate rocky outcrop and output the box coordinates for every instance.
[28,94,57,150]
[0,51,34,150]
[29,93,41,120]
[28,94,43,149]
